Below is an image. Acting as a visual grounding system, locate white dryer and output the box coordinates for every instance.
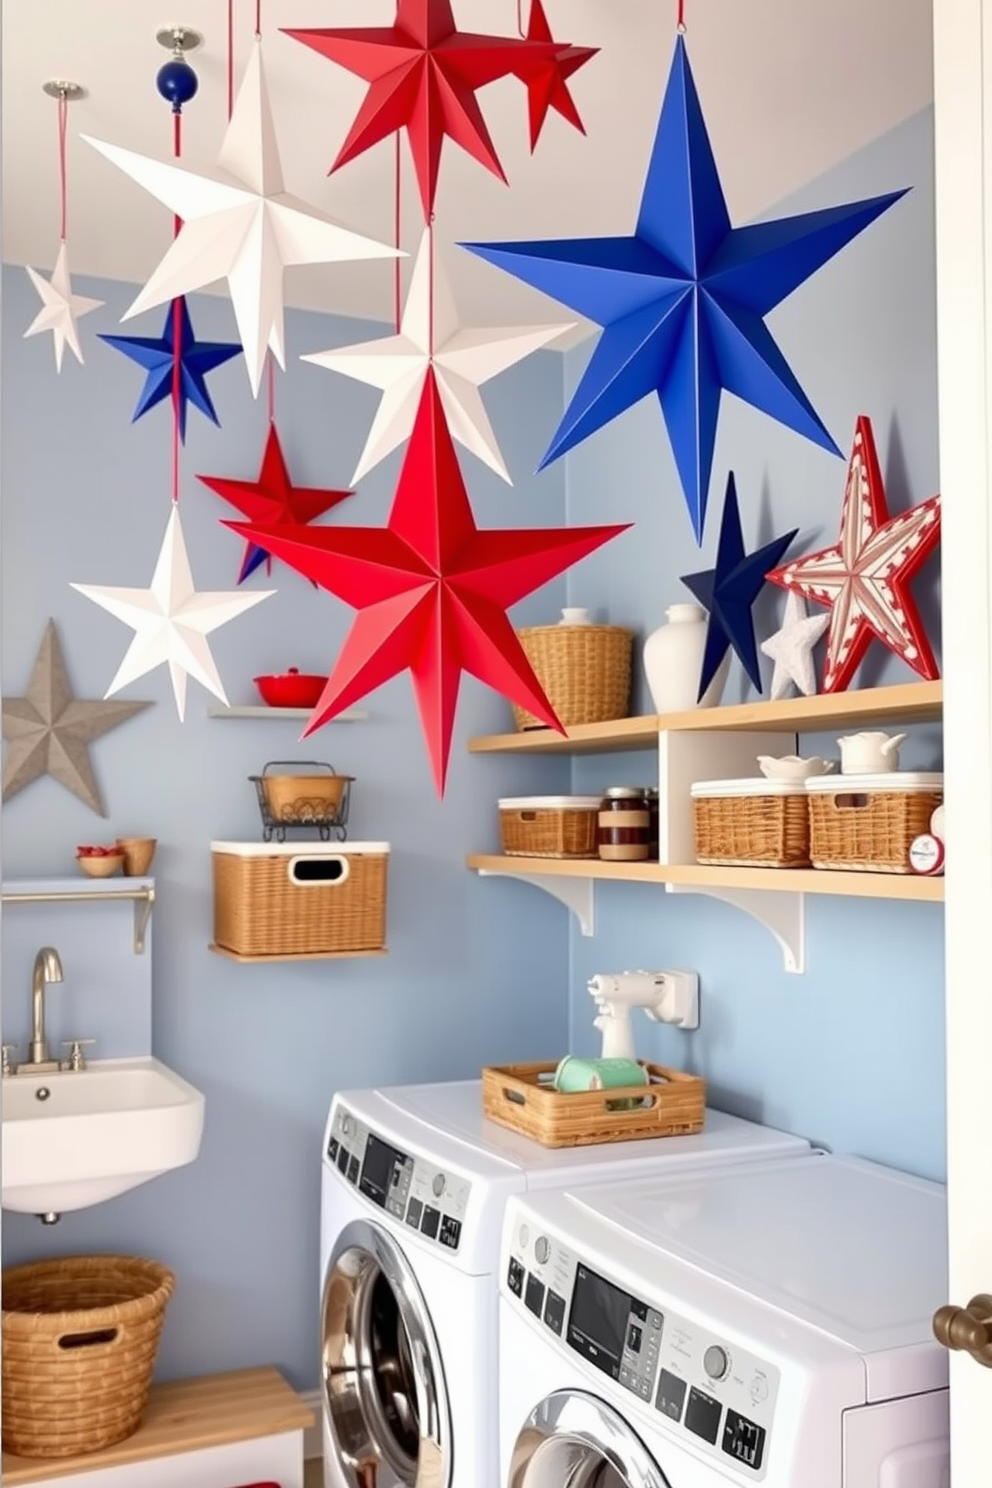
[499,1153,949,1488]
[318,1080,811,1488]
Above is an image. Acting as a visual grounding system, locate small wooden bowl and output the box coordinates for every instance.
[77,853,125,879]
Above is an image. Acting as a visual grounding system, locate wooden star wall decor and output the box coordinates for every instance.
[3,619,151,815]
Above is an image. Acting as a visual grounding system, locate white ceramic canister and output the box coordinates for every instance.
[643,603,730,713]
[559,607,593,625]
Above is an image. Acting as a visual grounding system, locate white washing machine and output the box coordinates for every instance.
[318,1080,812,1488]
[499,1152,950,1487]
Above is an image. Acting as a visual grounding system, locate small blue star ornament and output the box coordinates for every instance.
[463,35,907,544]
[681,473,797,700]
[99,296,241,440]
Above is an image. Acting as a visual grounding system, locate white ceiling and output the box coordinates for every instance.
[1,0,934,331]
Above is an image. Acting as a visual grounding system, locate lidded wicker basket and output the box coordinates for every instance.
[691,777,811,867]
[2,1254,175,1459]
[512,621,633,730]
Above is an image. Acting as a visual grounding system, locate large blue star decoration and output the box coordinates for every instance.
[463,35,908,545]
[681,472,797,700]
[99,297,242,441]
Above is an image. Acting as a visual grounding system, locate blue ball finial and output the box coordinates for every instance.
[156,57,198,111]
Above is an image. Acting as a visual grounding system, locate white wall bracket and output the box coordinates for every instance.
[474,867,595,935]
[667,883,805,974]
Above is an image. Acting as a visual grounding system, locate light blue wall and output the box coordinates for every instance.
[563,108,946,1182]
[0,271,572,1386]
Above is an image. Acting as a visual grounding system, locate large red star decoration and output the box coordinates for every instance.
[283,0,560,220]
[518,0,598,151]
[227,370,628,792]
[767,415,941,692]
[197,424,352,584]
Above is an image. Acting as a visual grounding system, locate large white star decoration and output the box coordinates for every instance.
[302,228,573,484]
[24,242,104,372]
[71,507,274,721]
[83,41,402,397]
[759,592,830,701]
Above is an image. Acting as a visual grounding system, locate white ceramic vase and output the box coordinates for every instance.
[643,603,730,713]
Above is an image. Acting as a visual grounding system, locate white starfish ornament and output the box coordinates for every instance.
[24,242,104,371]
[71,507,273,720]
[303,229,574,484]
[760,591,830,700]
[83,41,401,396]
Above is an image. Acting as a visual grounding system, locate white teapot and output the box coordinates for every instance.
[837,731,908,775]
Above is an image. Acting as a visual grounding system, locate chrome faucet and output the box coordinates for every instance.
[27,947,64,1071]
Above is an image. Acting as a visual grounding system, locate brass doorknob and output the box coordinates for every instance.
[932,1293,992,1367]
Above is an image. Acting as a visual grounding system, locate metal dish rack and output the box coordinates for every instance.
[249,761,352,843]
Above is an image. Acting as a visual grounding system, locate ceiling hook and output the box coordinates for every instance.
[41,80,86,101]
[155,25,204,56]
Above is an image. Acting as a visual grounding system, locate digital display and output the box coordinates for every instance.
[359,1133,405,1207]
[567,1263,637,1379]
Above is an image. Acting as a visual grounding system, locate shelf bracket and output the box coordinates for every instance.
[133,886,155,955]
[475,867,595,936]
[666,884,805,973]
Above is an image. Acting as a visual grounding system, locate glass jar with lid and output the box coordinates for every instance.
[598,787,651,862]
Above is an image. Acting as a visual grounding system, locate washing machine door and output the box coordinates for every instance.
[509,1390,671,1488]
[323,1216,452,1488]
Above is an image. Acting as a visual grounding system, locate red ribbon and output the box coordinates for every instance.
[677,0,686,29]
[394,135,402,332]
[171,109,184,504]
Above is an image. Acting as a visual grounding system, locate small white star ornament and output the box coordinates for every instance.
[83,41,402,396]
[71,507,274,720]
[303,228,573,484]
[760,592,830,700]
[24,242,104,371]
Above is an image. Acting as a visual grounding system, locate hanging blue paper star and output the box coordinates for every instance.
[681,472,797,698]
[462,35,908,543]
[99,297,241,441]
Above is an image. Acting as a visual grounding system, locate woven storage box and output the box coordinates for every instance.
[691,777,811,867]
[2,1254,174,1459]
[512,623,633,730]
[498,796,600,858]
[482,1061,706,1147]
[805,772,944,873]
[211,841,389,958]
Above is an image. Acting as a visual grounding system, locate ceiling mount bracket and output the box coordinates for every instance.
[42,80,85,101]
[155,25,203,55]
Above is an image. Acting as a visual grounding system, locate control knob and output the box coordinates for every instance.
[341,1114,353,1137]
[703,1344,730,1381]
[534,1235,551,1265]
[432,1173,445,1198]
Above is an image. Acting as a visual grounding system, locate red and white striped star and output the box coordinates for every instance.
[767,415,940,693]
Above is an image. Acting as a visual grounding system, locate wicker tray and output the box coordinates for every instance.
[2,1254,174,1459]
[498,796,600,858]
[691,778,810,867]
[512,624,633,730]
[482,1061,706,1147]
[806,773,943,873]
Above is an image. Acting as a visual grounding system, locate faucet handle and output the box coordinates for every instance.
[1,1044,19,1077]
[60,1039,96,1072]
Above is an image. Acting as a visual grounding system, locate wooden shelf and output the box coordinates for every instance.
[467,854,945,902]
[208,704,368,720]
[209,943,388,963]
[468,680,943,754]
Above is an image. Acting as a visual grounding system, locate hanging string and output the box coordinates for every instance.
[256,0,263,37]
[394,135,402,332]
[227,0,235,118]
[428,216,435,359]
[57,92,69,241]
[171,106,184,504]
[267,355,276,423]
[516,0,526,36]
[677,0,686,31]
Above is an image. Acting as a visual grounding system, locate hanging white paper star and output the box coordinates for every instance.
[760,591,830,700]
[83,41,401,397]
[24,242,104,372]
[71,507,274,720]
[302,229,573,484]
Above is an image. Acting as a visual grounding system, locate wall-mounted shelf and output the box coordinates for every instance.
[208,705,368,721]
[467,681,944,973]
[208,943,388,964]
[1,879,156,955]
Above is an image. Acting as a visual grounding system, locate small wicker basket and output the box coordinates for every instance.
[1,1254,174,1459]
[482,1061,706,1147]
[512,622,633,730]
[498,797,600,858]
[691,778,811,867]
[806,772,944,873]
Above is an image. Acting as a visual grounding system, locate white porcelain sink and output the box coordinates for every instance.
[1,1057,205,1215]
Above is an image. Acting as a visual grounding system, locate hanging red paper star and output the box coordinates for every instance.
[226,370,628,792]
[283,0,559,220]
[518,0,598,151]
[767,415,941,692]
[197,424,352,583]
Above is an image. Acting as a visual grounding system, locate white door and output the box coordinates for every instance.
[932,0,992,1478]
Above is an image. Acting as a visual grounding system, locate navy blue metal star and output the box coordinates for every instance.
[99,296,241,441]
[462,35,908,543]
[681,473,797,699]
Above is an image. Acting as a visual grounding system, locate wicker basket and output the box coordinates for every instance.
[498,797,600,858]
[512,623,633,730]
[2,1254,174,1459]
[806,772,944,873]
[211,841,389,957]
[482,1061,706,1147]
[691,778,811,867]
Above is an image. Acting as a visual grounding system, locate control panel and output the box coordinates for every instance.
[505,1222,779,1478]
[328,1104,470,1254]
